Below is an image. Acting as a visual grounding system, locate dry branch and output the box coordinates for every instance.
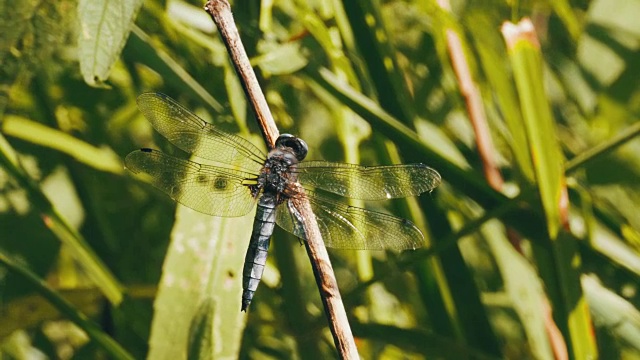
[204,1,359,358]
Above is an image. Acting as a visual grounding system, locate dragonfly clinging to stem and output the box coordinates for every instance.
[125,93,441,311]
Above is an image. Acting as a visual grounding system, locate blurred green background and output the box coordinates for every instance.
[1,0,640,359]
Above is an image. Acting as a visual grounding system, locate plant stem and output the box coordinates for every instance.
[204,1,359,358]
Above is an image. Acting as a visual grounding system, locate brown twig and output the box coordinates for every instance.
[204,1,359,358]
[436,0,502,190]
[204,0,279,147]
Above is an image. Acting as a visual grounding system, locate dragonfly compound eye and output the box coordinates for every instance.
[275,134,308,161]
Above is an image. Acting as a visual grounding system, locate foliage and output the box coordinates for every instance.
[1,0,640,358]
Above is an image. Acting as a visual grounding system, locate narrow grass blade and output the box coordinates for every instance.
[0,250,133,360]
[340,0,415,122]
[126,26,224,114]
[0,133,123,304]
[467,13,535,183]
[503,19,598,359]
[482,221,553,359]
[2,115,123,175]
[503,21,565,239]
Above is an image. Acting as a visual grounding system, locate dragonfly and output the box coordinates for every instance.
[125,93,441,312]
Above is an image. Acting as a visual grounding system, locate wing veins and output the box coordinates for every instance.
[137,93,266,171]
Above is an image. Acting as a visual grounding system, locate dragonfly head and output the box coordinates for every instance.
[275,134,308,161]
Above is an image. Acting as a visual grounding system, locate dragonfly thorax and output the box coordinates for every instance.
[252,147,300,201]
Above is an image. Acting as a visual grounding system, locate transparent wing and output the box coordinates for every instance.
[125,149,257,217]
[295,161,441,201]
[137,93,265,172]
[275,191,424,250]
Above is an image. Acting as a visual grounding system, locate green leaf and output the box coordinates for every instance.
[2,115,124,175]
[505,25,565,239]
[504,20,597,359]
[187,298,215,360]
[126,26,225,114]
[482,221,553,360]
[0,289,103,338]
[224,64,248,133]
[78,0,143,86]
[0,1,75,106]
[582,274,640,349]
[0,133,124,305]
[0,249,133,360]
[254,42,308,76]
[467,13,535,183]
[147,206,251,359]
[341,0,415,122]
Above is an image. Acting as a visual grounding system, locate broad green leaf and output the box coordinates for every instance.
[147,206,251,360]
[78,0,143,86]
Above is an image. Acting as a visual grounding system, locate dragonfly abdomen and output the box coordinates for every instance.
[241,194,277,312]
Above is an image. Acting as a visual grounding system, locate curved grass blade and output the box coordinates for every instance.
[0,133,123,304]
[0,250,133,360]
[2,115,123,174]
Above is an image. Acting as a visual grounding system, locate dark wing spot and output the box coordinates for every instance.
[196,174,208,184]
[213,176,228,190]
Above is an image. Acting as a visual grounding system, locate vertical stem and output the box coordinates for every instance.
[295,197,359,359]
[204,1,358,358]
[204,0,279,147]
[437,0,502,190]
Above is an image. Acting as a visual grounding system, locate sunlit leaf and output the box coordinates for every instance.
[2,115,123,175]
[78,0,143,86]
[147,206,251,360]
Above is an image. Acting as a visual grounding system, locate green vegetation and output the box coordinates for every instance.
[1,0,639,358]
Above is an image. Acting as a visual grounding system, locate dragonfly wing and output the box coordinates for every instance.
[137,93,265,172]
[275,191,424,250]
[295,161,441,200]
[125,149,257,217]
